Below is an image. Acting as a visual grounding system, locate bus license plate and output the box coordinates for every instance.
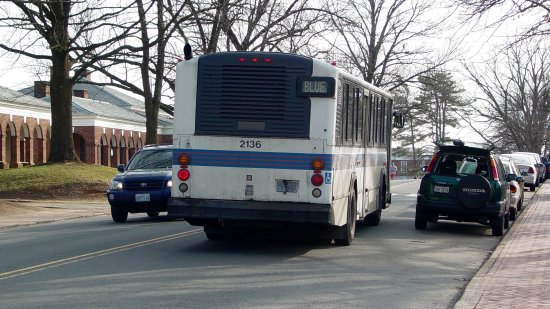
[433,185,449,194]
[276,180,298,193]
[135,193,150,202]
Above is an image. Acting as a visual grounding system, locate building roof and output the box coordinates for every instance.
[18,78,173,127]
[0,85,50,109]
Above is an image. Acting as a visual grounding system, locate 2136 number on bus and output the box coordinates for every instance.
[240,140,262,149]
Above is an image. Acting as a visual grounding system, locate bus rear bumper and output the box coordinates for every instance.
[168,198,333,226]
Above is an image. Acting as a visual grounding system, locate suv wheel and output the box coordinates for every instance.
[530,185,536,192]
[504,211,510,229]
[204,226,227,241]
[111,207,128,223]
[491,215,504,236]
[415,209,428,230]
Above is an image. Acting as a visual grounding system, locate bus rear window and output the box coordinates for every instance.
[195,53,313,138]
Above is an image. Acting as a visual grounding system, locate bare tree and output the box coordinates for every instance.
[464,38,550,153]
[0,0,140,162]
[327,0,457,90]
[87,0,190,144]
[169,0,331,55]
[457,0,550,38]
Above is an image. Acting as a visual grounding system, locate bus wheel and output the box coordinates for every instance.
[365,185,384,226]
[335,187,356,246]
[364,209,381,226]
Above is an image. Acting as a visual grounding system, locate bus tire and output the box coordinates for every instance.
[365,183,385,226]
[335,187,356,246]
[364,210,381,226]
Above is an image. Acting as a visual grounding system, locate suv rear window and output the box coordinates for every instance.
[436,154,491,178]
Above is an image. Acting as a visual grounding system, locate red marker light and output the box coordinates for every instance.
[251,57,259,63]
[178,168,190,181]
[311,174,324,186]
[263,58,272,63]
[239,57,247,63]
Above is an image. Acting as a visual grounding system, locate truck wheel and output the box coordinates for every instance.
[111,207,128,223]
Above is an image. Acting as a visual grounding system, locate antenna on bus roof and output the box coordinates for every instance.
[184,43,193,60]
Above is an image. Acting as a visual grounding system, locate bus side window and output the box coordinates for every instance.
[355,88,364,146]
[368,94,374,146]
[346,84,355,145]
[336,81,343,146]
[374,95,380,146]
[380,98,387,146]
[363,91,370,146]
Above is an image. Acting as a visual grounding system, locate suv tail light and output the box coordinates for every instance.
[426,153,440,173]
[490,159,500,181]
[528,167,535,174]
[510,184,517,193]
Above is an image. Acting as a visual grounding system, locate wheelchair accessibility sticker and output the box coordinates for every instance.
[325,172,332,184]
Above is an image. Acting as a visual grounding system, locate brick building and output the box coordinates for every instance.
[0,78,172,169]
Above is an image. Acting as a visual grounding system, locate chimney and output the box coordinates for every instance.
[34,81,50,98]
[73,89,89,99]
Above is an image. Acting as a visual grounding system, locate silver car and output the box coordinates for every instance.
[501,153,538,191]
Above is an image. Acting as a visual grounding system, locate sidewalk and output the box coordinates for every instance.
[0,199,109,229]
[455,183,550,308]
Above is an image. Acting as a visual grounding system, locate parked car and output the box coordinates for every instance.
[540,156,550,180]
[515,152,545,184]
[416,139,511,236]
[501,153,538,191]
[107,145,173,223]
[499,156,525,221]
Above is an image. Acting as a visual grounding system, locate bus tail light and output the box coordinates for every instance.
[178,168,190,181]
[178,153,190,166]
[311,174,323,186]
[312,159,324,171]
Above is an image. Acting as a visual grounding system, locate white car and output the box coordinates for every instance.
[515,152,545,184]
[501,153,538,191]
[500,156,525,220]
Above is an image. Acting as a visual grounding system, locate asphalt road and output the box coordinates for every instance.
[0,179,531,308]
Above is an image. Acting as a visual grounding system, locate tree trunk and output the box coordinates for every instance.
[48,50,78,163]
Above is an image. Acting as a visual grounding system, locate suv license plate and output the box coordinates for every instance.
[276,180,298,193]
[135,193,150,202]
[433,185,449,194]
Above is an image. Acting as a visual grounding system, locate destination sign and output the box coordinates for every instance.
[298,77,335,97]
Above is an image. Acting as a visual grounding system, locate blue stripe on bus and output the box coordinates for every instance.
[173,149,333,171]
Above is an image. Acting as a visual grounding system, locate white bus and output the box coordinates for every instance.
[168,49,404,245]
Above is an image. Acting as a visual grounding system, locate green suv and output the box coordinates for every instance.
[416,140,512,236]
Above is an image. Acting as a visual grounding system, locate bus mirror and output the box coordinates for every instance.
[393,112,405,128]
